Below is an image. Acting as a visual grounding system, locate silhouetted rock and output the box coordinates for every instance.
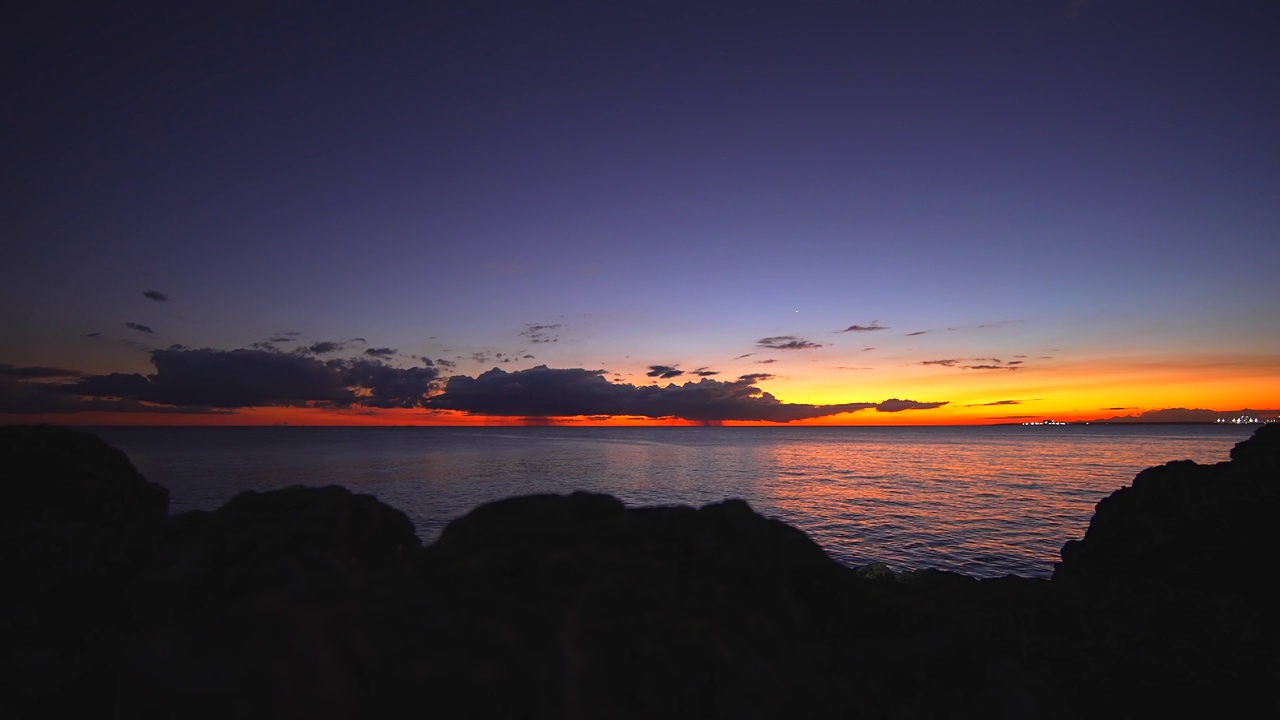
[0,426,169,717]
[408,493,851,718]
[1056,423,1280,591]
[116,485,422,719]
[1052,424,1280,717]
[3,423,1279,719]
[0,424,167,532]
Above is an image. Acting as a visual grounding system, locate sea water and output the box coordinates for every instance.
[84,424,1254,579]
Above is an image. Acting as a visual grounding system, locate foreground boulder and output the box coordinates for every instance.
[1057,423,1280,591]
[116,485,422,719]
[1052,423,1280,716]
[0,424,166,531]
[0,426,169,715]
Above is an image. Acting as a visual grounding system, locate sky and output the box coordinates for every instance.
[2,0,1278,426]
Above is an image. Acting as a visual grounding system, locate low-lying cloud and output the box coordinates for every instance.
[49,347,440,410]
[426,365,947,422]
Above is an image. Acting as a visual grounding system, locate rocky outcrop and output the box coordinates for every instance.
[1056,422,1280,590]
[2,423,1278,719]
[0,425,170,716]
[0,424,167,531]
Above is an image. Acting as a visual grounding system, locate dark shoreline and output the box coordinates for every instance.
[3,423,1277,718]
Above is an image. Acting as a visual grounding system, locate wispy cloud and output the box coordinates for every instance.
[757,336,822,350]
[837,321,888,333]
[125,322,154,335]
[964,399,1022,407]
[520,322,563,344]
[919,357,1024,371]
[0,364,84,379]
[142,289,168,302]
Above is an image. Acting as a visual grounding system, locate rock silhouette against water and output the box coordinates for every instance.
[1,423,1277,718]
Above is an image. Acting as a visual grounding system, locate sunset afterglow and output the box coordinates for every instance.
[3,2,1277,427]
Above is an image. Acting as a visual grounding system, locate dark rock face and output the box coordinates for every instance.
[0,426,170,716]
[0,424,167,531]
[2,423,1279,719]
[411,494,853,719]
[1052,423,1280,716]
[117,485,422,720]
[1057,423,1280,590]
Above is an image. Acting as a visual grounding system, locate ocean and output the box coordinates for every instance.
[84,424,1255,579]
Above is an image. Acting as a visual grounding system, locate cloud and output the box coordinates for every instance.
[874,398,949,413]
[143,290,168,302]
[964,400,1021,407]
[1094,407,1280,423]
[690,367,720,377]
[861,347,875,352]
[0,364,83,379]
[426,365,947,423]
[755,358,778,364]
[308,340,350,355]
[0,376,232,415]
[837,322,887,333]
[757,336,822,350]
[646,365,684,379]
[365,347,397,358]
[52,347,441,410]
[520,323,562,344]
[126,322,154,335]
[736,373,776,383]
[919,358,1022,371]
[85,332,101,337]
[905,331,928,337]
[732,353,755,360]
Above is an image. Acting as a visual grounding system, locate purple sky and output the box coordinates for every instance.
[2,1,1278,423]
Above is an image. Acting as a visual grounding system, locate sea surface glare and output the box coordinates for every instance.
[87,424,1254,579]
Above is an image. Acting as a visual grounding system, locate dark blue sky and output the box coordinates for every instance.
[3,0,1278,423]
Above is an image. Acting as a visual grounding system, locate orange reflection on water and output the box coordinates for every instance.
[747,428,1157,576]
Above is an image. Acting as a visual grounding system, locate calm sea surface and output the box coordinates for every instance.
[84,424,1256,579]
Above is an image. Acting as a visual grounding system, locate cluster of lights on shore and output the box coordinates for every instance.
[1022,416,1276,427]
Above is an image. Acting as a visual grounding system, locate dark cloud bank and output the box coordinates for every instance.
[3,350,947,422]
[3,348,439,413]
[426,366,946,423]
